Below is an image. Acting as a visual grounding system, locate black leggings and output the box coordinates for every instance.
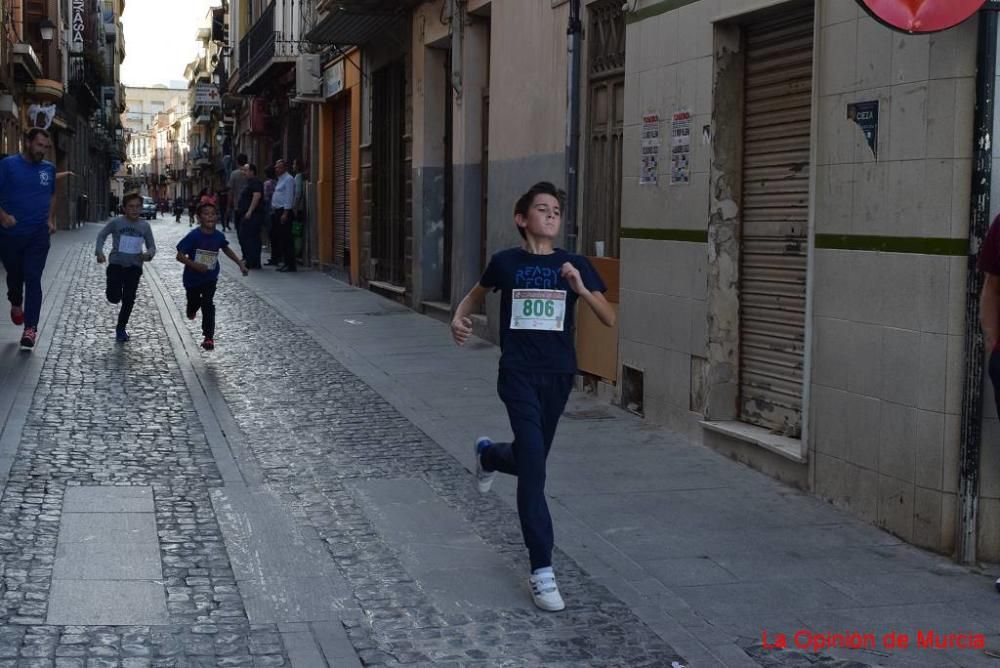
[185,281,217,338]
[106,265,142,331]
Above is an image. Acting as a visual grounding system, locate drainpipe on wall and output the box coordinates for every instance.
[958,4,999,566]
[565,0,582,254]
[450,0,463,102]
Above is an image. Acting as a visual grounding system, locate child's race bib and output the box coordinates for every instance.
[510,289,567,331]
[194,249,218,270]
[117,235,144,255]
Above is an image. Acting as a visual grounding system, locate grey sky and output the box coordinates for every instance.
[120,0,216,87]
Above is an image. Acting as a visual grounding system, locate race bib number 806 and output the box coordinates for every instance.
[511,289,566,331]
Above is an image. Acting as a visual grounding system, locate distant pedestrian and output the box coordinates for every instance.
[271,159,296,272]
[95,192,156,342]
[237,164,264,269]
[0,128,58,349]
[450,181,615,612]
[175,201,247,351]
[292,158,307,264]
[263,166,277,261]
[187,195,197,226]
[218,188,230,232]
[199,185,217,209]
[228,153,248,234]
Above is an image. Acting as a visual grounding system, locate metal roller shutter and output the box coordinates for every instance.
[332,95,351,269]
[738,5,813,436]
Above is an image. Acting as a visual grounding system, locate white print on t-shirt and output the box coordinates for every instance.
[39,171,50,187]
[117,235,144,255]
[510,289,567,331]
[194,249,218,270]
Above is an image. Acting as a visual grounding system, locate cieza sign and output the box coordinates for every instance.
[856,0,986,33]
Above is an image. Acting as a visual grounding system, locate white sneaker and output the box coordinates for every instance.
[474,437,497,493]
[529,569,565,612]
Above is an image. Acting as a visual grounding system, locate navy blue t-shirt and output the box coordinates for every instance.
[480,248,606,374]
[0,154,55,236]
[177,228,229,288]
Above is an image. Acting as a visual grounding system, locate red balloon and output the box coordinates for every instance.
[857,0,986,33]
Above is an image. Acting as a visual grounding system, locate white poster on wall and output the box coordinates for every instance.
[640,113,660,186]
[671,110,692,185]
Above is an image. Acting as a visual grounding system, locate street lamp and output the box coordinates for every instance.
[38,19,56,42]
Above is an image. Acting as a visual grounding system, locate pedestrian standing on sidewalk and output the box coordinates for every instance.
[271,159,297,272]
[292,158,307,266]
[95,192,156,342]
[237,164,264,269]
[228,153,248,237]
[175,202,248,351]
[0,128,57,349]
[263,166,278,264]
[449,181,616,612]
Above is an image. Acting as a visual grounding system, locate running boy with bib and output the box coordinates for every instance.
[450,181,616,611]
[176,202,247,350]
[95,192,156,341]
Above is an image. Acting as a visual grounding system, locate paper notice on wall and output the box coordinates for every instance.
[671,110,692,185]
[640,113,660,186]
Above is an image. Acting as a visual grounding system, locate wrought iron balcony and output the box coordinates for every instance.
[68,55,102,112]
[238,0,301,94]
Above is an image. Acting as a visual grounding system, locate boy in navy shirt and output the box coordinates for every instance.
[95,192,156,341]
[176,202,247,350]
[450,182,615,611]
[0,129,57,349]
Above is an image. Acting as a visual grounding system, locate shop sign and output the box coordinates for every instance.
[856,0,986,33]
[324,61,345,99]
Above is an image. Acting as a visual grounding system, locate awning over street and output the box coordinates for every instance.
[304,1,406,46]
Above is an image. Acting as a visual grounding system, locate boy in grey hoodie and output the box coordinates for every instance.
[95,192,156,341]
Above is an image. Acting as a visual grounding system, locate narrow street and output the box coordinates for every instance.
[0,219,994,667]
[0,220,682,666]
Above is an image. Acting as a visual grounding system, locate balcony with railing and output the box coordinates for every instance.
[68,54,103,112]
[305,0,412,46]
[237,0,302,94]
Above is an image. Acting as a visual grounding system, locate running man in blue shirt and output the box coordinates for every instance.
[450,182,616,611]
[0,128,57,349]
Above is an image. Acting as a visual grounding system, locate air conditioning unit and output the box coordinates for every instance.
[295,54,323,101]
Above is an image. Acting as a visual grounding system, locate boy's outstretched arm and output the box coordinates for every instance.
[451,284,489,346]
[561,262,616,327]
[222,246,249,275]
[580,290,616,327]
[95,220,114,262]
[143,224,156,261]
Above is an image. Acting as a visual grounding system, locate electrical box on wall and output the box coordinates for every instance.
[295,54,323,101]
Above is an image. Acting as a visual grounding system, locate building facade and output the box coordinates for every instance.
[617,0,1000,561]
[123,85,186,198]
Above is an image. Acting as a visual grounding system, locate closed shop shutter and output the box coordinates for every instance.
[738,5,813,436]
[332,94,351,269]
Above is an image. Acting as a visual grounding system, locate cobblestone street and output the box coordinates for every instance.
[0,222,686,666]
[1,221,1000,668]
